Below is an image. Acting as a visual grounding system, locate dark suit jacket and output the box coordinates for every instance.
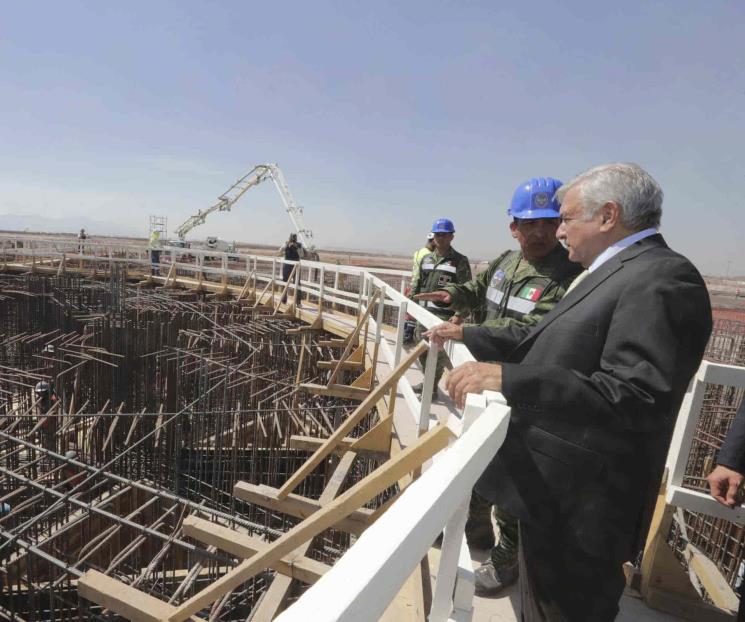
[463,234,712,562]
[719,398,745,474]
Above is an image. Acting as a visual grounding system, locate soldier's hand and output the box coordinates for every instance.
[707,465,745,508]
[413,291,452,305]
[449,315,464,325]
[424,322,464,350]
[446,362,502,408]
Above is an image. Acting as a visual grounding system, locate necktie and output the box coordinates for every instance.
[565,269,590,295]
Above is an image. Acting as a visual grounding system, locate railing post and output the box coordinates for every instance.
[333,267,340,312]
[430,394,485,622]
[272,258,277,305]
[394,301,407,368]
[318,266,325,313]
[294,261,302,307]
[417,344,438,434]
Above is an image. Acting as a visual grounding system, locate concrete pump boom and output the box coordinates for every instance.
[174,163,317,252]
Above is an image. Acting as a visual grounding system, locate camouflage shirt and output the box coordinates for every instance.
[444,244,581,328]
[410,247,472,319]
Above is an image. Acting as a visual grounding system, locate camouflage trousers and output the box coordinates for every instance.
[467,490,519,566]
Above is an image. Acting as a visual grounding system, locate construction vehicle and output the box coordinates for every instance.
[172,163,318,260]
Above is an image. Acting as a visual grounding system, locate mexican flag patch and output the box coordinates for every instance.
[518,285,543,301]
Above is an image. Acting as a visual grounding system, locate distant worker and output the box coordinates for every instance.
[278,233,305,303]
[408,218,471,400]
[149,229,161,276]
[418,177,581,596]
[279,233,305,283]
[404,233,436,343]
[412,232,436,280]
[77,228,87,254]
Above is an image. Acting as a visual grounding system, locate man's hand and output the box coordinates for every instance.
[414,291,453,305]
[449,315,464,325]
[424,322,464,350]
[706,465,745,508]
[446,362,502,408]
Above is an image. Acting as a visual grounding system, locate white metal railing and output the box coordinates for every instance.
[665,361,745,525]
[3,236,743,619]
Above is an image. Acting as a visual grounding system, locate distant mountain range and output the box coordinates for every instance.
[0,213,140,237]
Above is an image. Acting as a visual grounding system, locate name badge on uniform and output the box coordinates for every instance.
[486,287,504,304]
[421,260,435,271]
[438,263,457,274]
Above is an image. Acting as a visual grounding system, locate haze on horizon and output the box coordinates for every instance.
[1,1,743,276]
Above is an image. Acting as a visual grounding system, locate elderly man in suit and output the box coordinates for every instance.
[428,162,712,621]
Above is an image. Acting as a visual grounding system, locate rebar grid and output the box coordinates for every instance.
[0,271,384,620]
[666,316,745,596]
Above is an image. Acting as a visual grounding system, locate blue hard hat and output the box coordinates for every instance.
[508,178,563,219]
[431,218,455,233]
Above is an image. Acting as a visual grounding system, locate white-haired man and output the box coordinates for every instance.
[429,163,712,620]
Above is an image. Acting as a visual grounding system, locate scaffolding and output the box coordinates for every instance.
[149,215,168,238]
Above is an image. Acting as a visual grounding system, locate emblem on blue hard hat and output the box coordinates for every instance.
[534,192,549,208]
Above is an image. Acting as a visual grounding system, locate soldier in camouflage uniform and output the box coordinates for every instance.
[409,218,471,400]
[417,178,581,596]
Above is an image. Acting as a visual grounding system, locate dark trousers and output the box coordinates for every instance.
[281,264,296,303]
[518,523,625,622]
[150,250,160,275]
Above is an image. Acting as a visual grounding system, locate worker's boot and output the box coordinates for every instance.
[403,319,417,344]
[465,491,496,550]
[474,507,519,596]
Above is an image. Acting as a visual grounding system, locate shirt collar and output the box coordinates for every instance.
[588,228,658,273]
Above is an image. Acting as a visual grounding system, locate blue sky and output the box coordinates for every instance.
[1,1,743,274]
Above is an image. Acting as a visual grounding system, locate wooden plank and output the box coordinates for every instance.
[328,290,380,385]
[685,544,739,612]
[316,345,364,369]
[233,482,374,535]
[349,416,392,454]
[165,424,451,621]
[181,516,330,584]
[288,435,389,460]
[280,341,428,499]
[317,338,349,348]
[78,569,177,622]
[645,588,736,622]
[249,452,357,622]
[316,359,364,371]
[285,314,323,334]
[298,382,370,400]
[350,366,374,389]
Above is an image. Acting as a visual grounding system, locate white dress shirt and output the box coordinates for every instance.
[588,227,658,273]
